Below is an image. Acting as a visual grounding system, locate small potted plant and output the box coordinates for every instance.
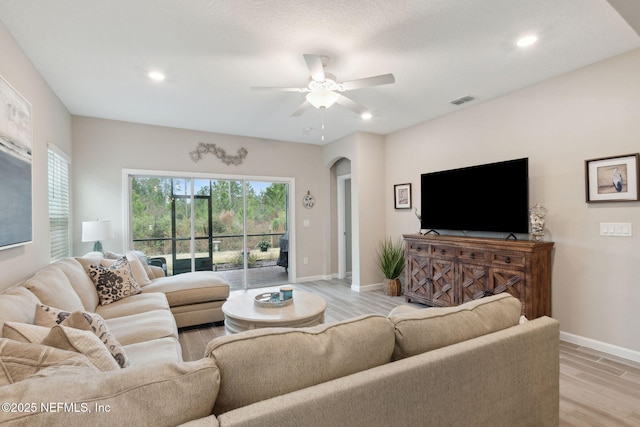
[376,237,405,296]
[256,240,271,252]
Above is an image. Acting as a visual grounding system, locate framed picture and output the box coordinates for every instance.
[585,153,639,203]
[0,75,33,250]
[394,183,412,209]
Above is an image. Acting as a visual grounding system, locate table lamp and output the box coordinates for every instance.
[82,219,114,252]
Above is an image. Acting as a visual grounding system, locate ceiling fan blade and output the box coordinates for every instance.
[250,86,307,92]
[291,100,311,116]
[334,93,368,115]
[303,54,326,82]
[340,73,395,91]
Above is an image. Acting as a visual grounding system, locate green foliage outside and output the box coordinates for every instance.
[131,177,288,260]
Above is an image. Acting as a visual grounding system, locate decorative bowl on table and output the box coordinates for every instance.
[254,292,294,308]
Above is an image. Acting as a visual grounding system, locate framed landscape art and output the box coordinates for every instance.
[585,153,639,203]
[0,75,33,249]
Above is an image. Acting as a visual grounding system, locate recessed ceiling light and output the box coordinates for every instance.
[516,35,538,48]
[361,111,372,120]
[148,71,166,81]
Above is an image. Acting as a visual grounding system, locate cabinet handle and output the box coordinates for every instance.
[440,249,446,255]
[470,253,475,259]
[505,256,511,264]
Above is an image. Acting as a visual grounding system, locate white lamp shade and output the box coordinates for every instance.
[82,220,114,242]
[306,90,339,109]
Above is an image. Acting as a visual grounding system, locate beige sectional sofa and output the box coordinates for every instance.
[84,251,231,327]
[1,257,559,427]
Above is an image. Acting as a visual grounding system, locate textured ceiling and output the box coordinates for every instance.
[0,0,639,144]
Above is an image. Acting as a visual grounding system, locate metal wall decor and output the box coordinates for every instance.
[190,142,248,165]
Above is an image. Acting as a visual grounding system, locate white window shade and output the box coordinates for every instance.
[48,145,71,261]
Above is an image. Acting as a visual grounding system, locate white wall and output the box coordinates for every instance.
[385,48,640,356]
[324,132,386,289]
[0,22,72,289]
[71,116,327,280]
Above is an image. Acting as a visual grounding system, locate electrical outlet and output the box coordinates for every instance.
[303,257,308,264]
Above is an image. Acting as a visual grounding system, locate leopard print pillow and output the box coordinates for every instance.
[88,256,142,306]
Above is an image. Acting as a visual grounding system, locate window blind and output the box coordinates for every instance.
[48,146,70,261]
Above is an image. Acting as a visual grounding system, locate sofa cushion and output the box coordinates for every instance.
[94,292,170,319]
[142,271,230,306]
[41,325,120,372]
[0,338,98,386]
[0,286,41,334]
[23,267,85,313]
[2,322,50,343]
[0,359,220,427]
[389,293,522,360]
[53,258,101,311]
[105,309,178,346]
[87,257,142,305]
[205,314,395,415]
[123,337,183,365]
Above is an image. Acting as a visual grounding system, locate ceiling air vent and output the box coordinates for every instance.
[450,95,475,106]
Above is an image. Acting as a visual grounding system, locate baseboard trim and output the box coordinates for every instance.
[293,274,333,283]
[351,282,383,292]
[560,331,640,364]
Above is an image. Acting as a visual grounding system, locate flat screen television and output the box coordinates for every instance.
[420,158,529,234]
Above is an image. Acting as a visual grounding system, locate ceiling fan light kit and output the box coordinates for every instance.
[251,53,395,142]
[306,90,339,109]
[251,54,395,117]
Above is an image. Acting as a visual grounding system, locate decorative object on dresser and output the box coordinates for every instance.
[403,234,553,319]
[529,203,547,241]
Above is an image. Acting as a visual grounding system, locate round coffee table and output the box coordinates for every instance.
[222,289,327,334]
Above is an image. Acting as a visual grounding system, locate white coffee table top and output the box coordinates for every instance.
[222,288,327,333]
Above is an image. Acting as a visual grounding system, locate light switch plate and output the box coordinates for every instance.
[600,223,632,237]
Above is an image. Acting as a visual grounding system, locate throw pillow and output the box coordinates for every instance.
[61,311,130,368]
[0,337,98,386]
[103,250,121,259]
[41,325,120,372]
[2,322,51,343]
[87,256,142,305]
[33,304,130,368]
[34,303,71,327]
[125,251,152,286]
[134,250,155,280]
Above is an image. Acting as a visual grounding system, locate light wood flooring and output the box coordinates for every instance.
[178,279,640,426]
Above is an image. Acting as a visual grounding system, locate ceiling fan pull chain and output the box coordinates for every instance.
[321,108,325,142]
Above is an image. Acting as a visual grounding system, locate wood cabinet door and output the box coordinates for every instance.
[459,263,490,304]
[429,259,455,306]
[406,254,430,301]
[489,268,526,307]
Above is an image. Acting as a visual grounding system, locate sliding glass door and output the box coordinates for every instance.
[129,173,290,290]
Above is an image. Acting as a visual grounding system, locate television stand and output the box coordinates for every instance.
[420,229,440,236]
[505,233,518,241]
[403,234,554,319]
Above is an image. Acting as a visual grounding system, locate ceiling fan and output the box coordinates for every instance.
[251,54,395,117]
